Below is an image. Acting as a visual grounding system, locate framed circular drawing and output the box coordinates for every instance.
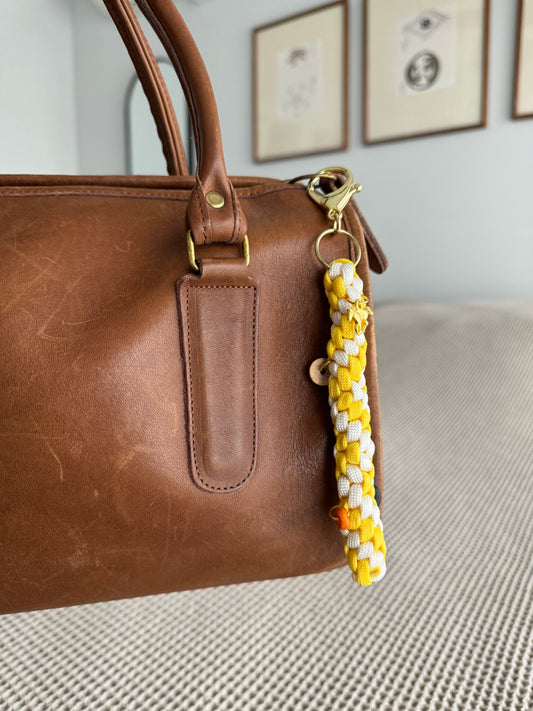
[364,0,490,144]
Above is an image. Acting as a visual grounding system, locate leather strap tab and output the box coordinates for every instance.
[177,260,258,492]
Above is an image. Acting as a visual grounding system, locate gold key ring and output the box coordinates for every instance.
[315,228,362,269]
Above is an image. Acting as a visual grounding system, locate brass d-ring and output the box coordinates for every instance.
[315,228,361,269]
[187,230,250,272]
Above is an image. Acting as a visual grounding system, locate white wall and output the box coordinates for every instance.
[177,0,533,302]
[18,1,533,302]
[71,0,140,175]
[0,0,78,174]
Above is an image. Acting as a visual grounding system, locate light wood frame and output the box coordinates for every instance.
[253,1,349,162]
[363,0,491,144]
[513,0,533,119]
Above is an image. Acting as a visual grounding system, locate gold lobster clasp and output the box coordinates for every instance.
[307,167,362,228]
[285,166,363,267]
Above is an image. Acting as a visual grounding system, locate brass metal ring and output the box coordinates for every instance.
[315,228,361,269]
[187,230,250,272]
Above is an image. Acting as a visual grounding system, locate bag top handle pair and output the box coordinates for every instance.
[102,0,188,176]
[101,0,389,276]
[102,0,248,248]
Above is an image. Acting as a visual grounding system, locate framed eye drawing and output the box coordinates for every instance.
[363,0,490,144]
[514,0,533,119]
[253,0,348,162]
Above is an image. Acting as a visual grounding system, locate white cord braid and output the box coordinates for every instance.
[324,259,386,585]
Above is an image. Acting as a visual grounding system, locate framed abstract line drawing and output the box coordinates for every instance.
[253,1,348,162]
[514,0,533,118]
[364,0,490,144]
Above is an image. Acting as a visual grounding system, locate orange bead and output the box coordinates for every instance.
[334,507,350,530]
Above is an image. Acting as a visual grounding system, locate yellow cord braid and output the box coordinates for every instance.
[324,259,386,585]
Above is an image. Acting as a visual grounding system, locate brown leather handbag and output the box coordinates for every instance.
[0,0,387,614]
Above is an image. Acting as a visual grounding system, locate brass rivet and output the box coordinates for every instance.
[206,191,225,209]
[309,357,330,386]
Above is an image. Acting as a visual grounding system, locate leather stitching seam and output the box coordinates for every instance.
[0,185,307,201]
[194,187,208,244]
[229,185,238,245]
[229,185,244,246]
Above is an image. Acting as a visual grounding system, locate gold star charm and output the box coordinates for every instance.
[347,296,373,335]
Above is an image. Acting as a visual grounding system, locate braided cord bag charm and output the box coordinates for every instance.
[324,259,386,585]
[302,167,387,586]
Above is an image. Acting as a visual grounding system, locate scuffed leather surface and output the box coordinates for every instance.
[0,172,388,275]
[0,179,384,613]
[177,260,258,492]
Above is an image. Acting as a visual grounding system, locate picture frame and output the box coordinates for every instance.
[363,0,490,144]
[513,0,533,118]
[253,1,348,162]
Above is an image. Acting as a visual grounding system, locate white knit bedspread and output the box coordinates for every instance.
[1,300,532,711]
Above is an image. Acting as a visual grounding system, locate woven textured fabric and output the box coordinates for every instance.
[1,300,532,711]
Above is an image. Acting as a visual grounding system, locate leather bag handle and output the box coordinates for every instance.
[110,5,389,274]
[103,0,188,176]
[103,0,247,246]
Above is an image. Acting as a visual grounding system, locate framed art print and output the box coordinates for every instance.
[514,0,533,118]
[364,0,490,143]
[253,1,348,162]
